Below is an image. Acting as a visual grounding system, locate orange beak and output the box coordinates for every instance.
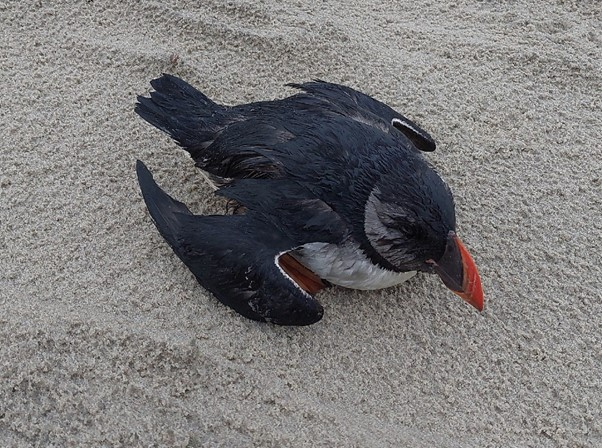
[430,232,484,311]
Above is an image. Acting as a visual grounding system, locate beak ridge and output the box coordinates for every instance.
[431,232,484,311]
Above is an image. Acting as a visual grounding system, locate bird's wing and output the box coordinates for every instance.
[215,177,348,244]
[287,80,436,152]
[136,161,346,326]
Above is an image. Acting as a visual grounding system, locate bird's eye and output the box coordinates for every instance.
[391,222,426,241]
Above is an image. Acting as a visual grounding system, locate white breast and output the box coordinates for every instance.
[291,242,416,290]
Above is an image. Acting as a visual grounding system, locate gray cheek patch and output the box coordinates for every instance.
[364,188,415,266]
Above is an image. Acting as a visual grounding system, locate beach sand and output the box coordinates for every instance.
[1,0,601,446]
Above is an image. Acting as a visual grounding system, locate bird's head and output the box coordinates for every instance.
[364,169,483,311]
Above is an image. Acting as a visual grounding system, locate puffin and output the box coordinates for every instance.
[135,74,483,326]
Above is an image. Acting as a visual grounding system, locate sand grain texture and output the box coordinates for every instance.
[1,0,601,446]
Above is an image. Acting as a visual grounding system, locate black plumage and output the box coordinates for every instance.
[137,162,327,325]
[135,74,481,325]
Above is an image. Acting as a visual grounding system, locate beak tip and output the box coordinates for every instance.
[470,286,484,312]
[455,290,484,312]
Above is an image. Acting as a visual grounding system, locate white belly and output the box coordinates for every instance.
[292,242,416,290]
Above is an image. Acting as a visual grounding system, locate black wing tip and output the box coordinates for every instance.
[238,297,324,326]
[135,159,190,212]
[391,118,437,152]
[135,159,164,216]
[281,304,324,326]
[423,141,436,152]
[135,159,193,242]
[253,298,324,326]
[135,159,152,183]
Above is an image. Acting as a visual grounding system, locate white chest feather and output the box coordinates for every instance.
[291,242,416,290]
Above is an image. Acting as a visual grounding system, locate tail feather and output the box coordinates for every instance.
[135,74,224,150]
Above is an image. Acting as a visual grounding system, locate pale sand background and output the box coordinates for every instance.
[1,0,601,446]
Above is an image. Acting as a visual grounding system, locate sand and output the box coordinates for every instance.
[1,0,601,446]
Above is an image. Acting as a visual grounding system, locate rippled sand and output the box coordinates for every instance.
[1,1,601,446]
